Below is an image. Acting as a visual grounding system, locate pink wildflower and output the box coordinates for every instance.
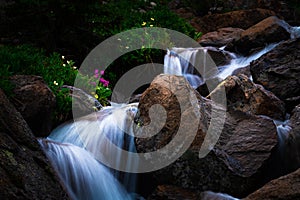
[100,78,109,87]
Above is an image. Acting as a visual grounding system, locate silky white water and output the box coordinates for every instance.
[40,103,140,200]
[164,44,279,86]
[39,139,131,200]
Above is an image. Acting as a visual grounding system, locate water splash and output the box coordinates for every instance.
[39,139,132,200]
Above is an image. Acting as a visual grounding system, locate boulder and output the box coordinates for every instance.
[9,75,56,137]
[208,75,286,120]
[199,27,244,47]
[226,16,291,55]
[250,38,300,111]
[136,74,278,197]
[190,9,275,33]
[244,168,300,200]
[0,89,69,199]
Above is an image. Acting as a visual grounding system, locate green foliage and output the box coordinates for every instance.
[0,44,114,123]
[86,0,197,71]
[75,70,112,106]
[87,0,196,38]
[0,45,78,123]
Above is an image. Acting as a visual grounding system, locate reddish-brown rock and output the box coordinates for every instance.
[244,168,300,200]
[136,74,278,197]
[190,9,275,33]
[199,27,244,47]
[226,16,291,55]
[209,75,286,120]
[250,38,300,112]
[9,75,56,137]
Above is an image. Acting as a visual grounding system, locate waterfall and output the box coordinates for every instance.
[39,103,140,200]
[163,43,279,88]
[164,48,205,88]
[39,139,131,200]
[273,119,292,152]
[217,43,278,80]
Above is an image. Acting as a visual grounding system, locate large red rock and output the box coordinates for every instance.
[250,38,300,112]
[226,16,291,55]
[9,75,56,137]
[244,168,300,200]
[208,75,286,120]
[136,74,278,197]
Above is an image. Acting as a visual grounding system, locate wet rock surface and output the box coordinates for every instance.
[136,74,278,197]
[244,168,300,200]
[250,38,300,111]
[226,16,291,55]
[0,89,69,200]
[209,74,286,120]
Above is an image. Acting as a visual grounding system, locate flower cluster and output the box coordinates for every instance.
[86,68,112,105]
[93,69,109,87]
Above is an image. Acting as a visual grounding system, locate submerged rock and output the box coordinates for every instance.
[9,75,56,137]
[250,38,300,111]
[244,168,300,200]
[136,74,278,197]
[226,16,291,55]
[0,89,69,199]
[208,74,286,120]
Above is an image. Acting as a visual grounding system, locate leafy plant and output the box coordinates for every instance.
[0,45,78,124]
[76,69,112,106]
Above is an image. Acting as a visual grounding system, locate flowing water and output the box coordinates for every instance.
[39,139,131,200]
[273,119,292,152]
[40,103,139,200]
[39,26,300,199]
[164,44,279,85]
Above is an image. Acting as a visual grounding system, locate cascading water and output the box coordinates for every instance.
[217,43,279,80]
[273,119,292,153]
[164,44,278,86]
[39,103,140,200]
[164,48,205,88]
[39,139,131,200]
[39,25,300,200]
